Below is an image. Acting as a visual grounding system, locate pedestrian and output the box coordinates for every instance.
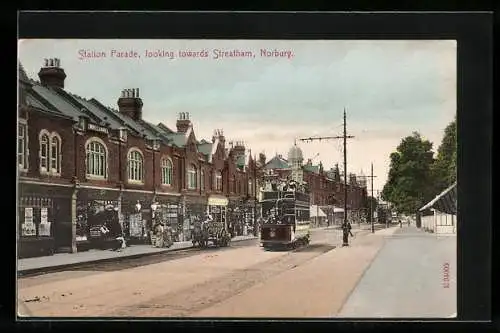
[342,221,352,247]
[399,219,402,228]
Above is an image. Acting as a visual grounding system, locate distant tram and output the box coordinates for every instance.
[259,180,311,250]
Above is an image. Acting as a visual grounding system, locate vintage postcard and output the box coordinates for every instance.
[17,39,457,318]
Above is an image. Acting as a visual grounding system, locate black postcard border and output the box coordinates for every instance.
[11,11,493,332]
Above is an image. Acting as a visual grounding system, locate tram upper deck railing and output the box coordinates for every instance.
[260,190,310,204]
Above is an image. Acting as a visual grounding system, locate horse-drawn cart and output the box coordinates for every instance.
[192,216,231,248]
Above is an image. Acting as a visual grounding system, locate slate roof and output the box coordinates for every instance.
[19,62,222,150]
[197,142,213,156]
[236,155,246,168]
[303,164,320,174]
[263,155,290,170]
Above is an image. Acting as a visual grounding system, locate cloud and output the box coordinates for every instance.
[18,39,456,192]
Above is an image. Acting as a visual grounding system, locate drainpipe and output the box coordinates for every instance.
[71,127,80,253]
[117,140,124,234]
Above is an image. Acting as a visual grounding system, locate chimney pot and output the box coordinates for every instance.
[44,59,48,67]
[132,89,135,98]
[136,88,139,97]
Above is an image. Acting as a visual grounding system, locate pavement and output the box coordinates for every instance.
[18,235,257,274]
[17,225,455,318]
[338,225,457,318]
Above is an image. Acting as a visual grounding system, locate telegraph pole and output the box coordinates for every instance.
[357,163,377,233]
[370,163,375,233]
[300,108,354,245]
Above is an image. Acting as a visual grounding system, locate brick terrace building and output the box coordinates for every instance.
[260,143,368,226]
[17,59,260,258]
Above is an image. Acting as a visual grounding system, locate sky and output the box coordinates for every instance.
[18,39,456,193]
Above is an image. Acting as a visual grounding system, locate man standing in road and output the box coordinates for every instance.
[342,221,352,246]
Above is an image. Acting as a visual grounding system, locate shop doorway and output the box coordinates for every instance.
[53,197,72,252]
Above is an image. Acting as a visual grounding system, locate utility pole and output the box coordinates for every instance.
[300,108,354,246]
[357,163,377,233]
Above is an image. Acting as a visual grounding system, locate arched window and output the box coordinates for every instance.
[40,131,62,175]
[50,136,60,173]
[187,164,197,189]
[248,179,253,196]
[201,169,205,191]
[40,133,49,172]
[161,157,173,185]
[128,149,144,182]
[232,175,236,193]
[215,171,222,191]
[86,139,107,178]
[18,121,28,170]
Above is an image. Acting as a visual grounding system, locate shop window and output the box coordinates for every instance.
[18,121,28,171]
[187,164,197,189]
[161,157,173,185]
[19,197,53,238]
[86,138,107,178]
[128,148,144,183]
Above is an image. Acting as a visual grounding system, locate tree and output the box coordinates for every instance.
[432,118,457,191]
[364,196,378,222]
[382,132,436,215]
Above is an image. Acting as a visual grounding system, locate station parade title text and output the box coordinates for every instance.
[78,48,294,61]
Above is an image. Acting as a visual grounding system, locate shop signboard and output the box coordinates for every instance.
[38,207,51,236]
[128,213,143,237]
[22,207,36,236]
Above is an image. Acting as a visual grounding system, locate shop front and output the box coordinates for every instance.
[76,187,120,250]
[207,195,229,231]
[150,195,182,242]
[18,182,73,258]
[228,198,251,237]
[121,191,154,244]
[182,195,207,241]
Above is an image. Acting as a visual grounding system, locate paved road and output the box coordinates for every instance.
[338,226,457,318]
[17,228,339,317]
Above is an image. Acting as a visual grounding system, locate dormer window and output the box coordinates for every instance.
[118,128,127,142]
[78,116,88,131]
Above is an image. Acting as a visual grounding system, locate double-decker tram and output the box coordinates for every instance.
[259,180,311,250]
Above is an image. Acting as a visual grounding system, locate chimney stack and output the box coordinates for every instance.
[176,112,192,133]
[38,58,66,89]
[211,128,226,146]
[117,88,143,120]
[233,140,246,157]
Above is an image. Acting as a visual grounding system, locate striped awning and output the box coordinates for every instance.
[419,182,457,215]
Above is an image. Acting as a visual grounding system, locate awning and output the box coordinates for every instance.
[208,195,228,206]
[419,182,457,215]
[310,205,327,217]
[333,206,345,213]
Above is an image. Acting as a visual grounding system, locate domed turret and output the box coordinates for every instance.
[288,141,304,184]
[287,143,303,165]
